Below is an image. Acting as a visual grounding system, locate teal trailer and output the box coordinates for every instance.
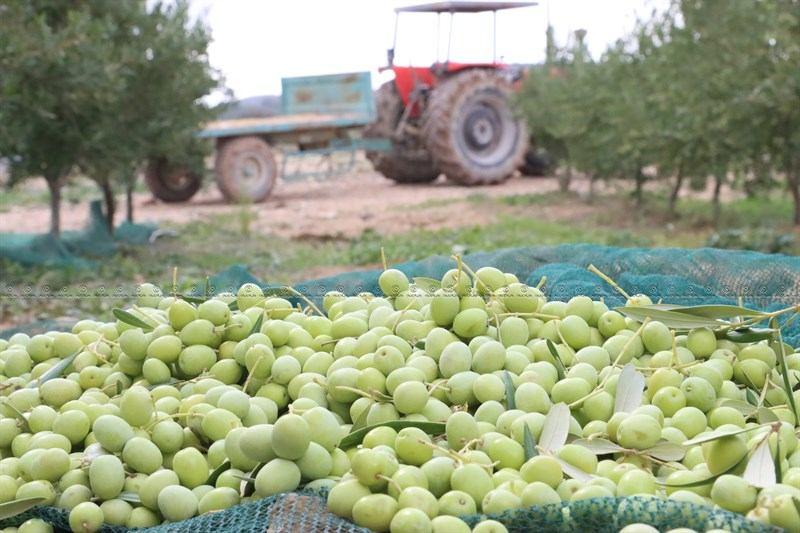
[145,71,389,203]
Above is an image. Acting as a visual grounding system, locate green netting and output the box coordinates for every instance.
[205,245,800,346]
[0,492,781,533]
[0,200,157,268]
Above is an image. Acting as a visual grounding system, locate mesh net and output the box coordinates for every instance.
[0,200,157,268]
[1,245,798,531]
[206,245,800,346]
[0,492,781,533]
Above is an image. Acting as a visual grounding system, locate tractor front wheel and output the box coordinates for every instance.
[214,136,277,202]
[422,70,527,185]
[364,82,439,184]
[144,158,203,203]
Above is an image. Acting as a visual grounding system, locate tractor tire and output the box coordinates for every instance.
[214,136,277,202]
[144,158,202,203]
[364,82,439,184]
[422,70,527,185]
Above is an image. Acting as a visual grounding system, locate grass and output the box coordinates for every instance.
[1,185,797,329]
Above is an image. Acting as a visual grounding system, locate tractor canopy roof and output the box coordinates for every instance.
[395,1,537,14]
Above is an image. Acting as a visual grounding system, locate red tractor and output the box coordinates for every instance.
[365,1,538,185]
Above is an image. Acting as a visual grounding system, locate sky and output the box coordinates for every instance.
[189,0,670,100]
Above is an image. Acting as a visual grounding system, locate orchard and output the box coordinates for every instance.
[0,261,799,533]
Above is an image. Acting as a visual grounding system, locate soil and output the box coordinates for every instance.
[0,172,575,238]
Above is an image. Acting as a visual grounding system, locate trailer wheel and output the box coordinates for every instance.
[144,158,202,203]
[422,70,527,185]
[365,82,439,184]
[214,136,277,202]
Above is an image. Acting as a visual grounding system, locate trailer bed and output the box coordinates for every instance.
[198,112,370,139]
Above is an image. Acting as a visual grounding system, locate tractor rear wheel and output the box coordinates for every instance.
[214,136,277,202]
[422,70,527,185]
[364,82,439,184]
[144,158,202,203]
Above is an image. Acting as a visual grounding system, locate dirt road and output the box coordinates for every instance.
[1,172,568,238]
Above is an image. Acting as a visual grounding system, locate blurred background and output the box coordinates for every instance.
[0,0,798,331]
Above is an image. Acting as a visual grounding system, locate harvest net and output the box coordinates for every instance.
[0,491,781,532]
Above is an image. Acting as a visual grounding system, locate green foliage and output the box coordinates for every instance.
[517,0,800,224]
[0,1,220,234]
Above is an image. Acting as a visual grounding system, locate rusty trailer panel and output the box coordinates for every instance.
[199,72,375,140]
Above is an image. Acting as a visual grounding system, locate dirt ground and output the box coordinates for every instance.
[0,172,579,238]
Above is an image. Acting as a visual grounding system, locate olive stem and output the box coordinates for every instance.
[380,247,388,271]
[554,321,576,359]
[536,276,547,290]
[587,264,630,300]
[335,385,380,402]
[284,286,324,317]
[451,255,488,294]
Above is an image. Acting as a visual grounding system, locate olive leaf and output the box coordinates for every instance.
[745,388,759,407]
[722,327,775,343]
[112,308,154,331]
[82,443,108,464]
[775,438,783,484]
[743,437,776,489]
[0,399,30,432]
[119,491,142,504]
[412,277,441,294]
[539,403,570,453]
[792,496,800,521]
[25,348,82,389]
[523,424,538,460]
[228,300,239,311]
[338,421,446,449]
[207,460,232,486]
[248,311,265,336]
[718,399,757,418]
[682,423,768,446]
[503,371,516,410]
[659,454,748,488]
[643,440,686,462]
[550,455,594,483]
[178,293,206,304]
[350,405,370,433]
[545,339,566,380]
[756,407,779,424]
[772,318,799,424]
[572,438,625,455]
[616,306,726,330]
[614,364,645,414]
[669,305,764,319]
[0,496,47,520]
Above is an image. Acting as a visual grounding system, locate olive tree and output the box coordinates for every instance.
[0,3,122,235]
[0,0,219,235]
[80,1,219,230]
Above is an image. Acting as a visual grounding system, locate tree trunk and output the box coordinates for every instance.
[668,167,684,216]
[712,172,724,227]
[788,169,800,226]
[45,175,62,237]
[587,174,596,203]
[634,167,645,207]
[559,165,572,193]
[126,180,134,223]
[99,178,116,235]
